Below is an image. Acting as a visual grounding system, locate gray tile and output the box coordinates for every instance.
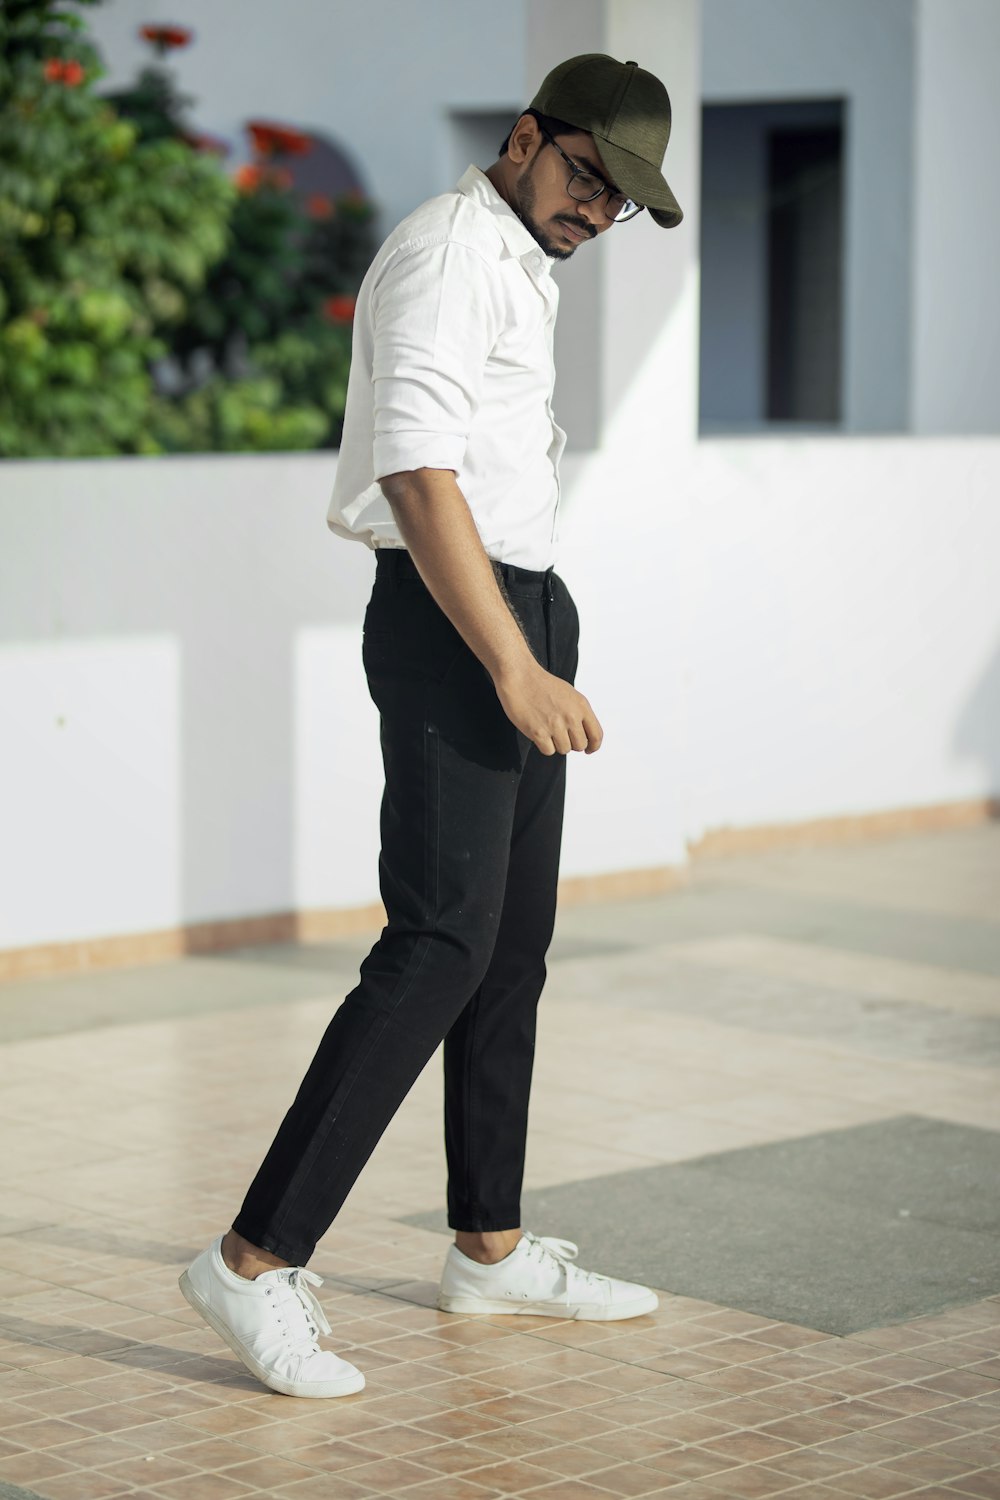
[0,942,370,1043]
[550,823,1000,977]
[202,938,371,976]
[402,1115,1000,1335]
[554,878,1000,979]
[702,1115,1000,1234]
[580,953,1000,1067]
[548,935,640,962]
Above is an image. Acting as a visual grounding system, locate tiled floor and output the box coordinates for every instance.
[1,822,999,1499]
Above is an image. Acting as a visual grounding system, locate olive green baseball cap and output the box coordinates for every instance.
[530,53,682,228]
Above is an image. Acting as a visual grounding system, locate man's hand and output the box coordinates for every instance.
[379,467,603,756]
[493,657,603,756]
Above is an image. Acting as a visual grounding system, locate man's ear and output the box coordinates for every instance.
[506,112,541,166]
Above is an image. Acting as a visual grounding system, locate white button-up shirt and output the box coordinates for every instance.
[326,165,566,570]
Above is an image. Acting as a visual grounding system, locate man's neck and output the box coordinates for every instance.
[484,161,515,213]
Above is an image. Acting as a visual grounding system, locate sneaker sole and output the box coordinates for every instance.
[178,1269,366,1398]
[436,1290,659,1320]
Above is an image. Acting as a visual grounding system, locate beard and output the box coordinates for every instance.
[513,156,596,260]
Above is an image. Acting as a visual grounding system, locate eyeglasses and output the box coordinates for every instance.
[537,124,644,223]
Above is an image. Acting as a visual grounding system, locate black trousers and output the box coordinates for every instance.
[232,546,580,1265]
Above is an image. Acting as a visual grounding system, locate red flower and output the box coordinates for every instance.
[44,57,85,85]
[234,163,264,193]
[234,163,295,194]
[246,120,312,158]
[139,24,193,48]
[306,193,334,220]
[322,295,356,325]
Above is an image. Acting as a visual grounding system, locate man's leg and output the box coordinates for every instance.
[445,570,578,1262]
[179,554,545,1397]
[226,557,533,1269]
[445,737,568,1258]
[435,572,658,1322]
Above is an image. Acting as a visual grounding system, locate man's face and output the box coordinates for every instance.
[511,123,621,260]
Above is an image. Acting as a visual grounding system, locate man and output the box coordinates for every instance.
[180,53,682,1399]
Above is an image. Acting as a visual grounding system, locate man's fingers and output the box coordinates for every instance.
[506,679,602,756]
[536,718,603,756]
[583,710,603,753]
[567,722,590,754]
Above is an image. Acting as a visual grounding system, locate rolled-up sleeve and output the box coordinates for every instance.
[370,238,501,481]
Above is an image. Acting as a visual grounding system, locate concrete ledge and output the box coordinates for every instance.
[688,793,1000,857]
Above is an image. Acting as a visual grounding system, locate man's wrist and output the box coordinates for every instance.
[489,647,543,687]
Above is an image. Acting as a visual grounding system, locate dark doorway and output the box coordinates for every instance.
[767,122,844,422]
[699,99,845,433]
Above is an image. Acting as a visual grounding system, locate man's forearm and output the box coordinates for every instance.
[378,467,539,682]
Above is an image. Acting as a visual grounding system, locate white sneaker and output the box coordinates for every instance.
[438,1230,659,1321]
[178,1234,365,1398]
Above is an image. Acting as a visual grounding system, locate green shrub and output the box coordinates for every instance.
[0,1,377,457]
[0,0,234,456]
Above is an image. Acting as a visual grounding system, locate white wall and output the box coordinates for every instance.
[0,455,381,947]
[4,436,999,952]
[5,1,998,956]
[2,632,183,947]
[82,0,528,242]
[701,0,915,434]
[910,0,1000,433]
[678,437,1000,843]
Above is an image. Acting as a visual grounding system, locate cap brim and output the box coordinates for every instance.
[593,136,683,228]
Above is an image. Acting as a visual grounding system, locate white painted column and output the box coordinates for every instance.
[524,0,701,453]
[911,0,1000,433]
[525,0,606,448]
[600,0,701,455]
[525,2,702,876]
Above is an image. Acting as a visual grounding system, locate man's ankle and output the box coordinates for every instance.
[221,1227,291,1279]
[454,1227,523,1265]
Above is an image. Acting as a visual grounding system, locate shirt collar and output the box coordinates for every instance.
[456,164,556,273]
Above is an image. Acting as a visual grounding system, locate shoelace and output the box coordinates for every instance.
[523,1232,604,1289]
[265,1267,332,1354]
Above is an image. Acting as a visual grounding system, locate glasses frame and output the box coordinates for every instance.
[536,123,644,223]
